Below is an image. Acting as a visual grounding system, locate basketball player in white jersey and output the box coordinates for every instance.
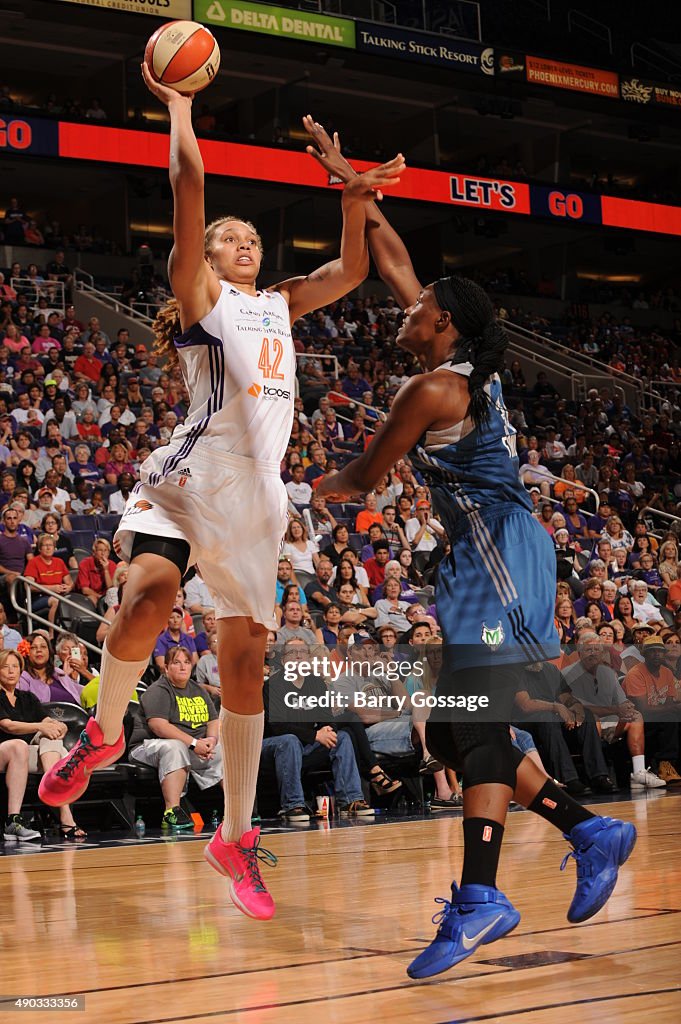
[40,66,404,920]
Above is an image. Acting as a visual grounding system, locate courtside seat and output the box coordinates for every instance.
[96,514,121,533]
[0,702,132,828]
[374,752,426,808]
[59,594,101,630]
[68,515,96,532]
[67,529,96,551]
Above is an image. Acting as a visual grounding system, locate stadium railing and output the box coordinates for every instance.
[504,318,642,409]
[10,278,66,317]
[327,390,387,422]
[523,479,600,512]
[641,506,681,540]
[74,269,155,328]
[10,576,108,656]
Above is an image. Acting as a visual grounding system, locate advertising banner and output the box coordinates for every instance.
[621,76,681,110]
[194,0,355,49]
[55,0,192,16]
[526,55,619,99]
[449,174,530,213]
[0,116,59,157]
[1,120,675,239]
[355,22,494,75]
[530,186,602,225]
[496,52,525,77]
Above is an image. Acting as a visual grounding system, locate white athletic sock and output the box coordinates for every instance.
[95,643,149,745]
[632,754,646,775]
[219,708,264,843]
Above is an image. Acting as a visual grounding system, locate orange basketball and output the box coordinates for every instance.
[144,20,220,95]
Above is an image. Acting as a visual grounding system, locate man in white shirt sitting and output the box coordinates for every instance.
[108,472,135,515]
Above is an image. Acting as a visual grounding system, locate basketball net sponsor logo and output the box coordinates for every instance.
[481,622,505,651]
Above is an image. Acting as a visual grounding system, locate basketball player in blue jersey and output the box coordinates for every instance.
[308,120,636,978]
[39,76,403,921]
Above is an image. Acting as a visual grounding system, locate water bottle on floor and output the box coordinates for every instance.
[135,816,146,838]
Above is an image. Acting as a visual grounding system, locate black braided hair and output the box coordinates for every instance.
[432,276,508,426]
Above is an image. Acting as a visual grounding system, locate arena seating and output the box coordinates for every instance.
[1,258,680,827]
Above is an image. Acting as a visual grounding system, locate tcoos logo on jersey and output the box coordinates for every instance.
[248,382,291,401]
[481,622,505,651]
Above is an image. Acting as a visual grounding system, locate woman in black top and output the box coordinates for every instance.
[16,459,38,496]
[0,649,86,838]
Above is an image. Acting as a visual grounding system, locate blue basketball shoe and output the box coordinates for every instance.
[561,815,637,924]
[407,883,521,979]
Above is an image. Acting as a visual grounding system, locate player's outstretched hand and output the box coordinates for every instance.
[141,61,193,107]
[343,154,406,204]
[303,115,356,184]
[317,473,354,503]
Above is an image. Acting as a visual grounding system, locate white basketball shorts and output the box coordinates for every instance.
[115,440,288,630]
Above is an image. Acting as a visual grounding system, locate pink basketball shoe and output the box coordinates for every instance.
[204,825,277,920]
[39,718,125,807]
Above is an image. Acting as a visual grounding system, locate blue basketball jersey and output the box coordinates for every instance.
[409,361,529,538]
[409,361,559,667]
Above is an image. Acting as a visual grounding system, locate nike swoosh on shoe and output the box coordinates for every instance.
[461,914,503,950]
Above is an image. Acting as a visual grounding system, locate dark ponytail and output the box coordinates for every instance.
[432,276,508,426]
[465,320,509,426]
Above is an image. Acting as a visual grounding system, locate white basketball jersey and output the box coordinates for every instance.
[170,282,295,463]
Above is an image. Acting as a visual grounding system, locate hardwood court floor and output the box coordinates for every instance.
[1,793,680,1024]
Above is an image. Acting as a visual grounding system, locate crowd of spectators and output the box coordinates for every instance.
[1,261,681,840]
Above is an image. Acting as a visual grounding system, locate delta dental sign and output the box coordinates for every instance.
[194,0,355,48]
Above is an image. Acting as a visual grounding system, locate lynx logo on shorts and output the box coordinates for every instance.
[127,499,154,516]
[481,621,505,651]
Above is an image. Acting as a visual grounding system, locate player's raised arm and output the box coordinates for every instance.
[303,116,422,309]
[141,62,219,327]
[275,151,405,322]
